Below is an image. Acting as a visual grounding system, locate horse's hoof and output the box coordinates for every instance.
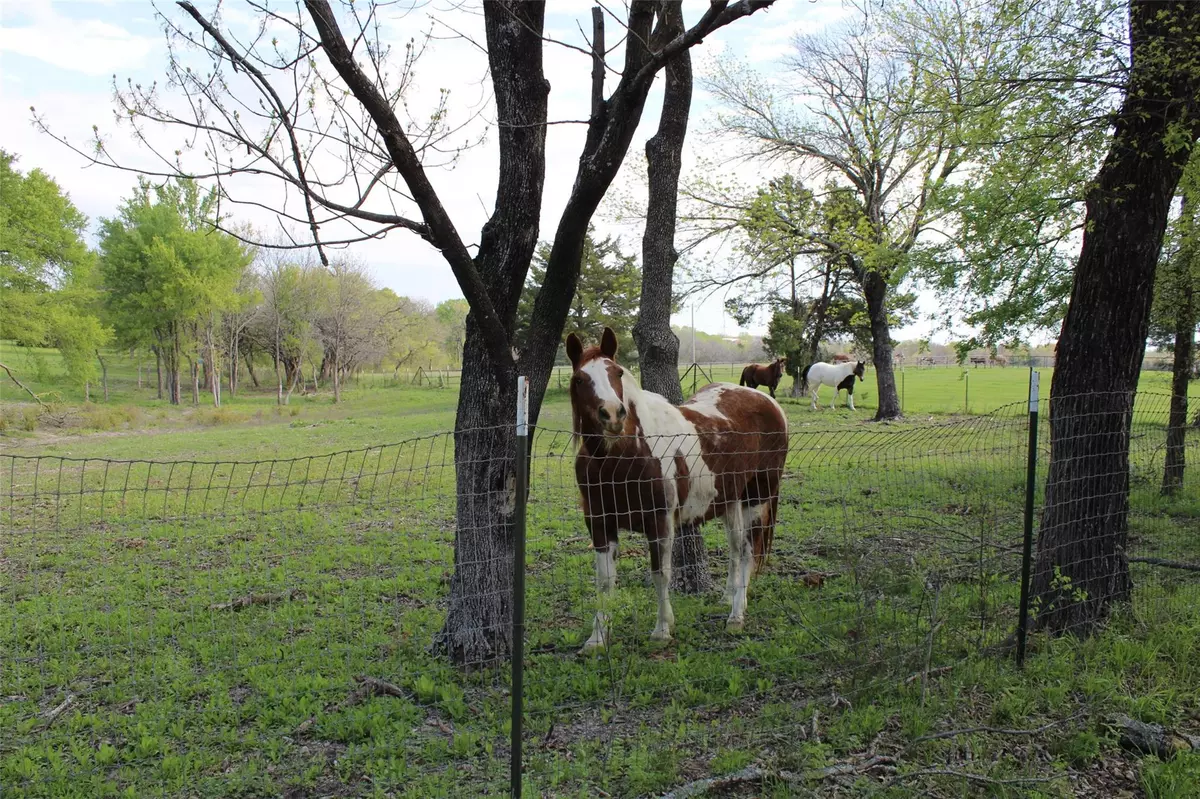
[650,628,673,643]
[726,619,745,634]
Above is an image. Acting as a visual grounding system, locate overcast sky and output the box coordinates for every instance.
[2,0,954,340]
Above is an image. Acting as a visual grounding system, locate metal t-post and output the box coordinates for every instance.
[510,376,529,797]
[1016,369,1041,667]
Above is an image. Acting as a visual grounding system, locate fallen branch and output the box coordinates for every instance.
[40,694,76,730]
[903,712,1087,754]
[0,362,46,407]
[809,755,898,780]
[904,665,953,685]
[659,757,899,798]
[1110,713,1200,759]
[659,767,772,799]
[295,675,414,736]
[1129,556,1200,573]
[209,588,304,611]
[887,768,1054,788]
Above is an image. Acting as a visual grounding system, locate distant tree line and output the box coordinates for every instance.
[0,156,468,404]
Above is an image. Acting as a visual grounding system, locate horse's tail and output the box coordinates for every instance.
[750,495,779,575]
[800,362,813,393]
[738,365,749,387]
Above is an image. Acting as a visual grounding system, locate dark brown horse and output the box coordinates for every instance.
[567,328,789,651]
[738,357,787,398]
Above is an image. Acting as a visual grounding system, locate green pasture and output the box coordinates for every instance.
[3,342,1200,797]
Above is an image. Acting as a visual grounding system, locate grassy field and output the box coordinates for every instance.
[3,343,1200,798]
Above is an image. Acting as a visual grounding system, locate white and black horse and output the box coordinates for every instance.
[800,361,866,410]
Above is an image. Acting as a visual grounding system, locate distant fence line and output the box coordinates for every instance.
[3,390,1197,796]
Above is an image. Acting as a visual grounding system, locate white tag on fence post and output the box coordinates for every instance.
[516,376,529,437]
[1029,370,1040,413]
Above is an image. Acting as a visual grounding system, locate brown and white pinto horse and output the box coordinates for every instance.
[567,328,788,651]
[738,357,787,398]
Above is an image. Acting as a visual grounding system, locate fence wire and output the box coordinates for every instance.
[2,391,1197,798]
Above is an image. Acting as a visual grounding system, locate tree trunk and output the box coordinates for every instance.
[154,345,163,400]
[229,335,239,397]
[137,354,143,390]
[632,2,712,595]
[84,380,90,403]
[246,351,260,389]
[209,329,221,408]
[274,327,284,406]
[863,271,901,420]
[432,0,549,665]
[189,356,200,406]
[1163,194,1196,495]
[332,344,342,403]
[1033,0,1200,635]
[171,329,182,406]
[1162,294,1193,494]
[96,351,109,402]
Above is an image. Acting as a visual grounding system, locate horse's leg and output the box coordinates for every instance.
[809,384,819,410]
[723,503,751,633]
[648,514,676,641]
[831,387,839,410]
[847,386,856,411]
[582,520,618,654]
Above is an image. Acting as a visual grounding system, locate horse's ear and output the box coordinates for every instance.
[600,327,618,360]
[566,333,583,368]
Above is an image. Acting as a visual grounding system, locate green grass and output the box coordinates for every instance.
[3,343,1200,797]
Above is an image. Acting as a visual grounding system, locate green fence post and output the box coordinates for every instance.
[510,376,529,797]
[1016,369,1041,668]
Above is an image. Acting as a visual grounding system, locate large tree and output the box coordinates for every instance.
[699,0,1013,419]
[43,1,776,664]
[1031,0,1200,634]
[99,178,249,405]
[1151,150,1200,495]
[922,0,1128,345]
[0,150,110,396]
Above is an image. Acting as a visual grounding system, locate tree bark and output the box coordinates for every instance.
[96,351,109,402]
[332,343,342,403]
[430,0,549,665]
[245,350,260,389]
[1162,266,1194,495]
[153,345,163,400]
[863,271,901,420]
[207,322,220,408]
[189,355,200,406]
[170,327,182,406]
[1033,0,1200,635]
[632,2,712,595]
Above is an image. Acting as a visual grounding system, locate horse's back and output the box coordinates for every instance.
[682,383,788,442]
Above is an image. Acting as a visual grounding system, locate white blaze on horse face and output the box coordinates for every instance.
[581,358,624,430]
[583,542,618,652]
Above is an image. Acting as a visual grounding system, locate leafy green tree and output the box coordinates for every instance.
[1151,149,1200,493]
[0,150,110,396]
[922,0,1127,343]
[1031,0,1200,635]
[99,178,251,405]
[516,230,642,364]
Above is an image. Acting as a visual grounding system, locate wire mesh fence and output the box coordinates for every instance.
[2,388,1198,797]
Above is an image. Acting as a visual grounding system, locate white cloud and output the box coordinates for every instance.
[0,1,154,76]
